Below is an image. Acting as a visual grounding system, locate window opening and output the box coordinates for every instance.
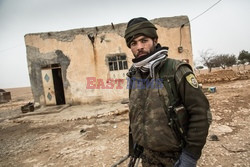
[107,54,128,71]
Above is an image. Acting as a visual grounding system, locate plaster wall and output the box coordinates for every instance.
[25,16,193,105]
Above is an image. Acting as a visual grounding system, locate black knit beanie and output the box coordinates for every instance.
[124,17,158,48]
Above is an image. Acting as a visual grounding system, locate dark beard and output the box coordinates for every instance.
[132,44,168,63]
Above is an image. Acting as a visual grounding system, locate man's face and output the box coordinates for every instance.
[130,35,158,58]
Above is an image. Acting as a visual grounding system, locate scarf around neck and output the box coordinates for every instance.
[132,46,168,79]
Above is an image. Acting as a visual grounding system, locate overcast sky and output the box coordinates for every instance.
[0,0,249,88]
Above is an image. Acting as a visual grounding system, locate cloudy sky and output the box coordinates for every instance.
[0,0,249,88]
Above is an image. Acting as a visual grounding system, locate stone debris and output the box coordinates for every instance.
[208,134,219,141]
[196,69,250,84]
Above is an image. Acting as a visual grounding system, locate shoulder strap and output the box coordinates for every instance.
[159,58,192,106]
[127,65,137,97]
[159,58,192,147]
[159,58,180,106]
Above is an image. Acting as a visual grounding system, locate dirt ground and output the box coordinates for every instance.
[0,71,250,167]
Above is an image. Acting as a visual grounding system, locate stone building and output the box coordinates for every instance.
[24,15,193,106]
[0,89,11,103]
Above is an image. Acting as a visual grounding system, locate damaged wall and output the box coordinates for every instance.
[24,15,193,105]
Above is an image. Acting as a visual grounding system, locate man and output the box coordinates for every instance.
[125,17,212,167]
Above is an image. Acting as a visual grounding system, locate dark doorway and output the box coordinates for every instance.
[52,68,66,105]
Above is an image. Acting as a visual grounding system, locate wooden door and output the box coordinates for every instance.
[41,69,56,105]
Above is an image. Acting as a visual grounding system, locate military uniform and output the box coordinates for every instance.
[124,17,211,167]
[128,56,211,167]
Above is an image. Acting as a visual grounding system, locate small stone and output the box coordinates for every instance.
[208,134,219,141]
[80,129,86,133]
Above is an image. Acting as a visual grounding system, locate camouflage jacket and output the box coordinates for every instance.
[128,58,211,160]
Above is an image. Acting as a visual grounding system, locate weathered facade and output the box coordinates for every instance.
[24,15,193,106]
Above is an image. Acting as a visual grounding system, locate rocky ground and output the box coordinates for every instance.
[0,70,250,167]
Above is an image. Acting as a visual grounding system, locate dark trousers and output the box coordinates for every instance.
[141,148,180,167]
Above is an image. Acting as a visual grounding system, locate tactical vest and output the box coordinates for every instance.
[127,58,192,152]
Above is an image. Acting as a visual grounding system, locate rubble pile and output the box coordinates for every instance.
[196,69,249,84]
